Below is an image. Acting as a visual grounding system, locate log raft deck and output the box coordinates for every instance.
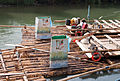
[0,20,120,81]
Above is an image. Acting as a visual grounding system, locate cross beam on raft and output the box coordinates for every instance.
[73,40,92,58]
[57,62,120,81]
[94,20,116,32]
[91,35,112,55]
[109,20,120,27]
[115,20,120,24]
[0,54,6,71]
[102,20,120,32]
[102,20,117,28]
[104,35,120,48]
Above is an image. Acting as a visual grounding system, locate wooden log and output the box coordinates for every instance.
[95,31,120,35]
[56,25,66,27]
[68,48,120,55]
[54,20,66,23]
[54,20,119,23]
[64,27,120,31]
[68,55,103,65]
[95,35,120,38]
[0,25,35,29]
[57,62,120,81]
[106,59,113,65]
[0,73,24,76]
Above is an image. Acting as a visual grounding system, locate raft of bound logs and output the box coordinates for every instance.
[0,20,120,81]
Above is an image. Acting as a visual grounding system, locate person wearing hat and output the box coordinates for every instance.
[82,18,86,23]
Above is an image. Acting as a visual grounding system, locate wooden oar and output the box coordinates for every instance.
[57,62,120,81]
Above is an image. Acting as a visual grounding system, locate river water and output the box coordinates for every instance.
[0,5,120,81]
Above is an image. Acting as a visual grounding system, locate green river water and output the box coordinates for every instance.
[0,5,120,81]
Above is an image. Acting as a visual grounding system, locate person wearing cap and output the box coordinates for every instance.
[79,18,86,27]
[82,18,86,23]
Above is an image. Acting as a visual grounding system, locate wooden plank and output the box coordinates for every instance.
[0,54,6,71]
[0,73,24,76]
[115,20,120,24]
[91,35,104,46]
[74,40,92,58]
[94,20,116,32]
[91,35,112,55]
[109,20,120,27]
[102,20,116,28]
[104,35,120,48]
[94,20,101,24]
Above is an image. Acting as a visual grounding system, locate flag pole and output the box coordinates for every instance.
[87,5,90,23]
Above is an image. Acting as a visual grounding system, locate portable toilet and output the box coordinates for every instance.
[35,16,52,39]
[50,35,68,69]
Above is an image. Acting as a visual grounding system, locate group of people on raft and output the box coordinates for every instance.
[66,17,88,36]
[66,17,104,62]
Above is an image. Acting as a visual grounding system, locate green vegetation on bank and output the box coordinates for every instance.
[0,0,120,6]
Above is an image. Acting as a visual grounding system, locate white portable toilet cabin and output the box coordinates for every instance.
[35,16,52,39]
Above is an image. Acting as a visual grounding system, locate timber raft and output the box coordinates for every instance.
[0,19,120,81]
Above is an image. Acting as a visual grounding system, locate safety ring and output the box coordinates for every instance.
[92,52,101,62]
